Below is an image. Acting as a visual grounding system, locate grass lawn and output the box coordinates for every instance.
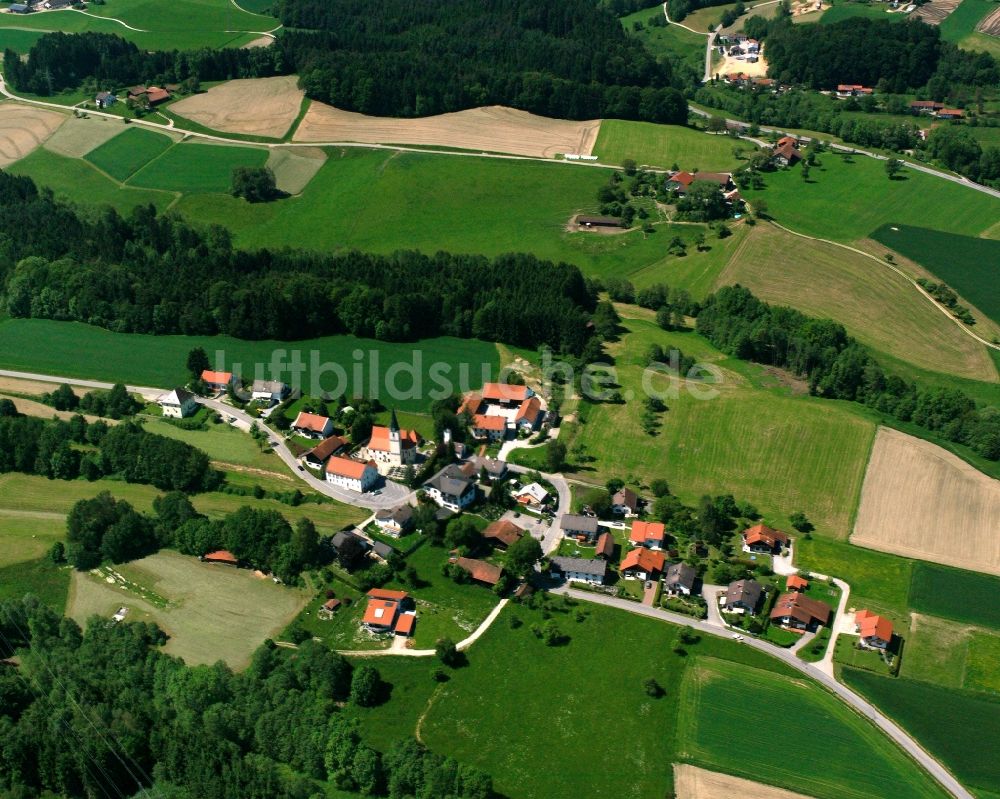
[843,668,1000,797]
[621,4,705,72]
[678,657,949,799]
[565,318,876,538]
[965,631,1000,694]
[594,120,746,171]
[85,126,177,182]
[142,416,282,471]
[128,141,269,193]
[870,224,1000,327]
[0,509,65,567]
[901,613,972,688]
[9,147,174,212]
[85,0,276,36]
[0,317,506,414]
[909,562,1000,631]
[833,634,894,675]
[742,152,1000,241]
[67,550,309,669]
[716,222,998,382]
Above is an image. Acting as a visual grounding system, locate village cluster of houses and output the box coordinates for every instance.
[459,382,549,442]
[5,0,73,14]
[717,33,760,64]
[95,84,177,110]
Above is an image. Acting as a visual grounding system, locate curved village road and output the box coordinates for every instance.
[553,586,974,799]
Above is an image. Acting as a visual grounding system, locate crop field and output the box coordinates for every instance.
[870,224,1000,327]
[169,77,304,139]
[852,428,1000,576]
[914,0,964,25]
[43,114,125,158]
[294,104,601,158]
[940,0,1000,53]
[716,224,997,381]
[621,5,705,71]
[843,669,1000,796]
[85,126,177,182]
[966,632,1000,693]
[128,141,269,193]
[673,766,814,799]
[267,146,327,194]
[677,658,949,799]
[67,550,309,668]
[741,153,1000,241]
[593,120,749,171]
[0,392,108,423]
[909,562,1000,630]
[0,102,65,167]
[0,318,506,414]
[9,148,174,212]
[565,317,876,537]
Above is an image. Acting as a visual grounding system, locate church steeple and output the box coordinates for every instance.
[390,408,400,433]
[389,408,401,457]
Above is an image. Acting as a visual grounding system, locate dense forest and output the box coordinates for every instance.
[0,596,495,799]
[696,286,1000,460]
[0,172,595,354]
[5,0,690,123]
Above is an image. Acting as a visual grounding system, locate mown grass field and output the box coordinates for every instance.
[678,657,948,799]
[742,153,1000,241]
[717,223,998,382]
[0,317,505,413]
[85,126,176,183]
[593,120,748,171]
[86,0,276,37]
[128,141,269,193]
[621,4,706,72]
[565,317,876,537]
[9,147,174,212]
[909,562,1000,630]
[843,668,1000,797]
[0,557,70,612]
[819,1,896,24]
[871,224,1000,327]
[0,28,44,54]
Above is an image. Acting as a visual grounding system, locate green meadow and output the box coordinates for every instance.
[819,1,897,24]
[742,152,1000,241]
[593,119,749,171]
[86,126,177,183]
[128,141,270,193]
[620,4,706,72]
[909,562,1000,631]
[0,27,45,54]
[85,0,277,37]
[940,0,1000,56]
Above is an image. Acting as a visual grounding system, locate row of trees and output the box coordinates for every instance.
[696,286,1000,460]
[0,172,596,354]
[42,381,141,419]
[0,597,494,799]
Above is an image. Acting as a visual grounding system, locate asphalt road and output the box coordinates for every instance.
[554,587,974,799]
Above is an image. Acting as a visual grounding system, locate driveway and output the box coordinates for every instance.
[701,583,726,629]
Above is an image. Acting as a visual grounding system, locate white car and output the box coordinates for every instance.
[731,633,744,641]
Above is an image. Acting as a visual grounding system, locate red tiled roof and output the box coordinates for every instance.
[459,392,483,415]
[323,598,341,611]
[368,425,419,452]
[669,170,696,187]
[743,524,789,548]
[367,588,409,601]
[630,520,666,545]
[394,613,415,635]
[204,549,237,564]
[938,108,964,116]
[145,86,170,103]
[770,592,830,626]
[515,396,542,423]
[325,456,371,479]
[456,557,504,585]
[481,382,530,402]
[787,574,810,591]
[483,519,524,547]
[621,547,665,574]
[595,532,615,558]
[473,414,508,431]
[201,370,232,385]
[305,435,348,461]
[856,609,893,642]
[363,598,399,627]
[293,411,331,433]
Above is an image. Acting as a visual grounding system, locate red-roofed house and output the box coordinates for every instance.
[455,556,504,586]
[292,411,334,440]
[483,519,524,550]
[472,413,508,441]
[595,531,615,560]
[770,592,830,631]
[629,520,666,550]
[481,382,532,405]
[362,588,409,632]
[787,574,810,592]
[910,100,944,115]
[855,609,894,649]
[364,410,420,470]
[742,524,789,554]
[936,108,965,119]
[201,370,236,391]
[836,84,873,97]
[323,598,341,612]
[620,547,666,580]
[772,140,802,167]
[203,550,238,566]
[302,435,349,469]
[145,86,171,105]
[325,456,379,493]
[515,396,543,432]
[394,612,416,637]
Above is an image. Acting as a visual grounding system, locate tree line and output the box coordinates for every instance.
[0,596,495,799]
[696,285,1000,460]
[0,172,596,355]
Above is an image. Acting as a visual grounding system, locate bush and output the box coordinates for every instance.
[231,166,279,203]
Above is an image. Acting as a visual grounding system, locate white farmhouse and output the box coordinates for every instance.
[325,456,379,493]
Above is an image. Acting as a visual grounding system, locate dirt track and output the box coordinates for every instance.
[674,765,814,799]
[852,427,1000,575]
[169,76,304,139]
[0,103,65,166]
[294,104,601,158]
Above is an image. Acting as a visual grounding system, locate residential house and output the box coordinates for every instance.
[8,4,30,13]
[742,524,789,554]
[771,139,802,167]
[836,84,873,97]
[293,411,335,440]
[550,556,607,585]
[770,592,831,631]
[364,410,420,471]
[515,396,543,432]
[301,435,349,469]
[666,170,734,195]
[145,86,171,105]
[594,531,615,560]
[482,519,524,550]
[200,370,236,392]
[936,108,965,119]
[250,380,288,405]
[95,91,118,109]
[472,413,508,441]
[909,100,944,115]
[455,556,504,587]
[126,85,148,102]
[559,514,600,542]
[512,482,548,510]
[723,579,762,613]
[374,504,415,538]
[612,488,640,516]
[620,547,665,581]
[664,562,697,595]
[629,520,666,550]
[331,529,369,558]
[44,0,73,8]
[480,457,507,481]
[855,609,894,649]
[203,550,238,566]
[325,457,379,493]
[394,612,416,637]
[370,540,394,562]
[362,588,410,632]
[423,463,477,511]
[481,382,533,407]
[157,387,198,419]
[786,574,809,592]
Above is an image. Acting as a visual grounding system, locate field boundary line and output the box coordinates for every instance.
[66,8,148,31]
[765,220,1000,353]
